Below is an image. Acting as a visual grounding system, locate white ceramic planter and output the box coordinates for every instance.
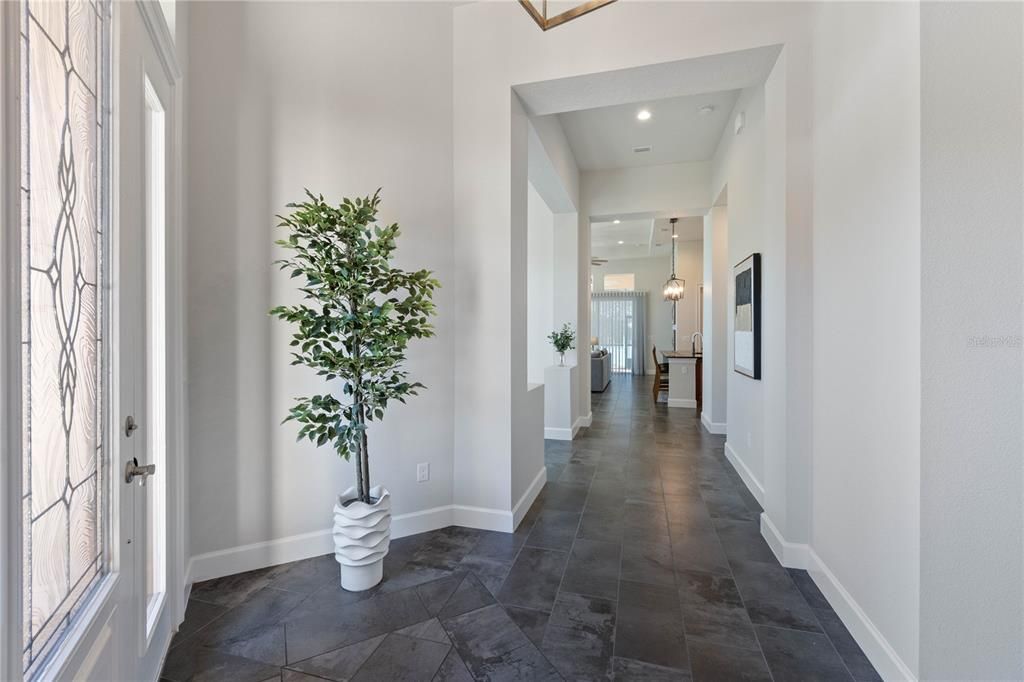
[333,485,391,591]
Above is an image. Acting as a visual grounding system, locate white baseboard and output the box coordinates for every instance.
[667,398,697,408]
[760,513,809,569]
[807,548,918,682]
[700,411,727,435]
[451,504,513,532]
[512,467,547,529]
[758,516,917,681]
[392,504,457,538]
[578,413,592,428]
[188,502,486,584]
[188,527,335,584]
[545,417,582,441]
[723,441,765,504]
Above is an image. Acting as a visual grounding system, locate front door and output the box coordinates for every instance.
[117,1,178,678]
[13,1,178,679]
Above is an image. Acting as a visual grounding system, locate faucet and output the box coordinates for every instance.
[691,332,703,356]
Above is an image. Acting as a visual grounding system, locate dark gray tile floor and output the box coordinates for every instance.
[161,375,881,681]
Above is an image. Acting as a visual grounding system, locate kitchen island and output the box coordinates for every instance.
[662,350,702,411]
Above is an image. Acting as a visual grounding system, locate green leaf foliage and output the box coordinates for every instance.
[269,189,439,502]
[548,323,576,354]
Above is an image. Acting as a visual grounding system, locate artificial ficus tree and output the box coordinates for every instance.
[270,190,439,505]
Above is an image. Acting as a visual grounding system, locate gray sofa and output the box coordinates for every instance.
[591,349,611,392]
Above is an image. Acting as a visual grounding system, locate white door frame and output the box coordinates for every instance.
[127,2,186,678]
[0,1,186,678]
[1,3,23,679]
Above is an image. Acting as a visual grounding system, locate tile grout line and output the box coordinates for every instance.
[659,441,696,679]
[539,464,591,679]
[607,380,631,670]
[787,603,859,681]
[693,424,780,682]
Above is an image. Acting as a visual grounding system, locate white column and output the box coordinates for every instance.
[701,206,729,433]
[543,364,580,440]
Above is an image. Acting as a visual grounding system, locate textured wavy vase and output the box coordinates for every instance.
[333,486,391,591]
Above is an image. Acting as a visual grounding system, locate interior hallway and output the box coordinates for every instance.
[160,375,879,681]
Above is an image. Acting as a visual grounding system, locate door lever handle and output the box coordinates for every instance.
[124,457,156,485]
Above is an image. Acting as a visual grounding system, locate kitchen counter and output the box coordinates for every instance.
[662,351,703,360]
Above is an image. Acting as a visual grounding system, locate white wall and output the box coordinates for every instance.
[811,2,920,677]
[529,115,579,214]
[712,84,768,491]
[527,114,586,418]
[703,206,728,429]
[591,256,673,361]
[919,3,1023,678]
[673,237,704,349]
[581,161,710,219]
[186,1,455,561]
[527,182,554,384]
[511,383,545,527]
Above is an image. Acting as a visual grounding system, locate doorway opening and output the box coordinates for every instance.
[512,44,787,453]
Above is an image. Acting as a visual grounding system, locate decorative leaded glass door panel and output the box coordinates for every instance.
[18,1,124,679]
[15,1,178,679]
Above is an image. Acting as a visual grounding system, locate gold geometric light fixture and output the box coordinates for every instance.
[663,218,685,302]
[519,0,618,31]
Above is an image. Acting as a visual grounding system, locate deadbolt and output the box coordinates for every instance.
[124,415,139,437]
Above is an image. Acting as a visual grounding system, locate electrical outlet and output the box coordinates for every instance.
[417,462,429,483]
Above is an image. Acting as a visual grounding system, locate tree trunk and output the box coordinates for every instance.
[358,401,371,502]
[353,403,366,504]
[352,294,372,501]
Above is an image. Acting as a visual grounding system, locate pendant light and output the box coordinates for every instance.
[519,0,617,31]
[663,218,685,302]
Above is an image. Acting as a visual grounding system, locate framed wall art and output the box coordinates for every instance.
[734,253,761,379]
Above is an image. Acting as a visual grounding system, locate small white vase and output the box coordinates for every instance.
[333,485,391,591]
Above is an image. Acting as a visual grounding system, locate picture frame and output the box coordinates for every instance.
[733,253,761,379]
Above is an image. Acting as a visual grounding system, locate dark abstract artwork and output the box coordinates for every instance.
[734,254,761,379]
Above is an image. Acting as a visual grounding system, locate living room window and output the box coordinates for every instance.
[603,273,635,291]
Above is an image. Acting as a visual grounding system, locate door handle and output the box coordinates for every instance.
[124,457,156,485]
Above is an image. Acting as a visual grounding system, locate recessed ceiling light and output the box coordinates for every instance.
[672,234,679,239]
[613,219,621,224]
[618,240,624,245]
[636,109,651,121]
[698,105,716,115]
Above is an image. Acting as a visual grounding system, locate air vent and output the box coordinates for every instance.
[632,145,652,154]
